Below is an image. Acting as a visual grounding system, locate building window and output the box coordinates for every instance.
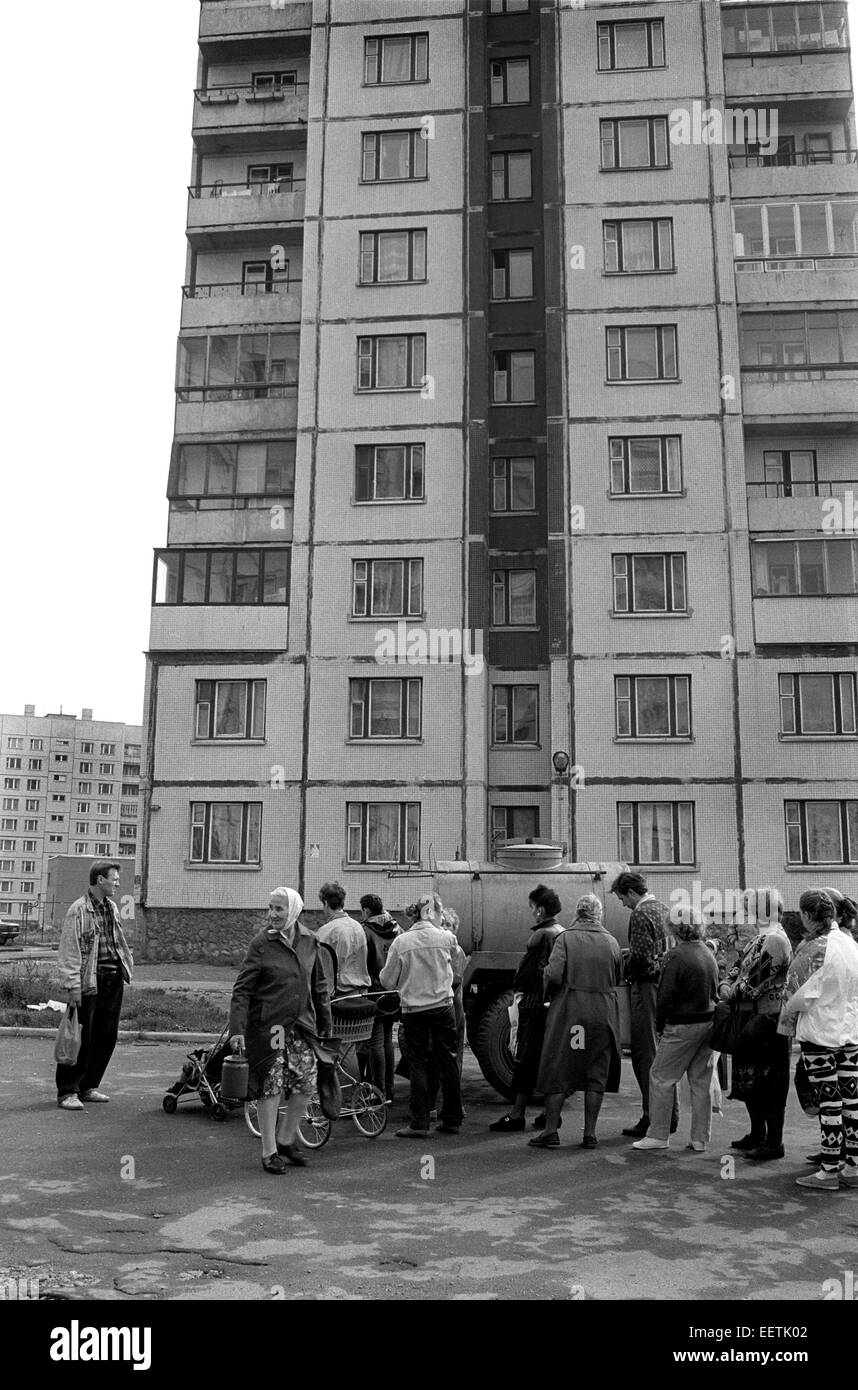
[28,759,42,770]
[153,548,290,606]
[760,449,820,498]
[357,334,426,391]
[98,785,112,797]
[615,676,691,739]
[361,130,428,183]
[49,835,63,844]
[598,18,665,70]
[195,680,267,741]
[26,780,40,791]
[491,248,534,300]
[98,763,113,776]
[20,882,34,894]
[123,764,141,778]
[618,801,696,865]
[97,802,111,815]
[733,201,858,260]
[785,799,857,864]
[6,738,23,751]
[23,840,36,852]
[0,861,12,873]
[99,744,115,756]
[189,802,262,865]
[121,804,136,818]
[355,444,424,502]
[492,569,537,626]
[5,759,22,771]
[51,794,66,803]
[779,673,857,736]
[25,800,38,812]
[607,325,678,382]
[76,822,89,835]
[722,4,849,57]
[604,219,674,273]
[492,456,536,513]
[241,259,289,297]
[119,825,136,841]
[118,845,136,856]
[1,820,18,832]
[613,554,687,614]
[740,310,858,371]
[610,437,682,495]
[352,559,423,618]
[21,860,35,874]
[250,70,297,93]
[349,678,422,740]
[359,229,427,285]
[490,151,532,201]
[492,350,535,403]
[125,745,141,758]
[176,332,299,402]
[79,742,93,754]
[364,33,428,85]
[489,57,531,105]
[492,686,539,744]
[79,762,92,774]
[77,802,90,814]
[29,738,44,751]
[346,801,420,865]
[122,784,138,798]
[491,806,540,851]
[490,0,530,12]
[94,842,110,855]
[1,798,18,811]
[3,779,19,790]
[0,881,11,894]
[96,823,111,836]
[245,162,294,194]
[174,441,295,503]
[23,819,38,832]
[600,117,669,170]
[74,843,88,855]
[752,539,858,596]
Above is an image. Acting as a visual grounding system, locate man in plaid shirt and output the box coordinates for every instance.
[611,871,677,1138]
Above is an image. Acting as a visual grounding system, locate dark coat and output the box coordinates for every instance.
[513,917,564,1006]
[536,920,622,1096]
[228,923,333,1080]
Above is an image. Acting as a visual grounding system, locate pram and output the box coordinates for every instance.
[161,1023,240,1121]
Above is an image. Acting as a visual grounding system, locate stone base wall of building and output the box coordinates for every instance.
[137,906,329,964]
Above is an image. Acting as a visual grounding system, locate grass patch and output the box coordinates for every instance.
[0,966,227,1032]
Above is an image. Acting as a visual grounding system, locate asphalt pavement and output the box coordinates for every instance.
[1,1034,855,1302]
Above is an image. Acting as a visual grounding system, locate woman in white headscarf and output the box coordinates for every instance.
[229,887,332,1173]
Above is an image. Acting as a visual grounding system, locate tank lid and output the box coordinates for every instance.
[493,841,565,871]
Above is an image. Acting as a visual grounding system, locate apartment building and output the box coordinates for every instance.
[140,0,858,954]
[0,707,142,926]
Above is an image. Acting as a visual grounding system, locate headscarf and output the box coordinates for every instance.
[575,893,603,923]
[268,886,303,935]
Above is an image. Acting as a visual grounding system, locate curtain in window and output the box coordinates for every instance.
[215,683,246,737]
[376,337,408,387]
[375,447,406,498]
[210,804,242,861]
[382,37,411,82]
[236,444,267,494]
[639,803,673,863]
[631,555,666,610]
[621,221,655,270]
[209,337,237,392]
[370,682,402,737]
[262,552,288,604]
[376,232,410,282]
[367,803,399,861]
[806,802,842,861]
[372,561,403,614]
[614,23,648,67]
[628,440,662,491]
[625,328,658,378]
[234,552,260,603]
[208,553,233,603]
[636,678,670,736]
[182,554,207,603]
[618,120,650,166]
[508,570,535,624]
[379,133,410,180]
[800,675,836,733]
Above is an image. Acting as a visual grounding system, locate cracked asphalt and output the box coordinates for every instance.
[1,1035,855,1301]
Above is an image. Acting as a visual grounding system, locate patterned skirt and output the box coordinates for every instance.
[258,1030,318,1100]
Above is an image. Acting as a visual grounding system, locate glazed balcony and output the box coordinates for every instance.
[186,180,306,250]
[193,82,308,153]
[174,385,299,435]
[722,1,852,100]
[167,499,294,547]
[180,279,301,330]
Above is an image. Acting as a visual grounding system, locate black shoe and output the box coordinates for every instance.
[744,1144,785,1162]
[436,1123,460,1134]
[489,1115,526,1133]
[730,1134,764,1151]
[262,1153,289,1174]
[581,1135,598,1150]
[622,1119,650,1138]
[276,1142,307,1166]
[670,1118,679,1135]
[532,1113,562,1131]
[528,1131,560,1148]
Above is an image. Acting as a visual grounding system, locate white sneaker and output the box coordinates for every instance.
[632,1137,670,1151]
[686,1141,706,1153]
[79,1088,109,1103]
[57,1094,84,1111]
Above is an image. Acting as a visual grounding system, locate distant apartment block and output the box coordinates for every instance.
[0,707,142,925]
[140,0,858,952]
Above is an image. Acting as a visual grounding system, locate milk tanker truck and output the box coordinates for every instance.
[411,843,633,1099]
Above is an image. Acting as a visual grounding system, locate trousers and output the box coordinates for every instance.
[649,1021,715,1144]
[55,972,124,1099]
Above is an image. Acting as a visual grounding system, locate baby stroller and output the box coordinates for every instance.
[161,1024,240,1121]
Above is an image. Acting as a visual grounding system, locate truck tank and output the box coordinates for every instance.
[432,849,632,1100]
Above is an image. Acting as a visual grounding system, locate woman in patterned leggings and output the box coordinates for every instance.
[778,889,858,1192]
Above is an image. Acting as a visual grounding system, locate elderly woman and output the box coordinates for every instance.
[779,889,858,1192]
[528,894,622,1150]
[229,887,332,1174]
[632,908,719,1153]
[721,887,793,1162]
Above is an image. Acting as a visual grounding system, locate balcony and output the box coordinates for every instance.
[746,478,858,530]
[193,83,308,153]
[174,385,299,434]
[180,280,302,330]
[167,500,294,547]
[741,366,858,431]
[735,255,858,304]
[729,148,858,197]
[199,2,312,56]
[725,49,853,101]
[753,594,856,644]
[186,181,306,250]
[149,604,289,654]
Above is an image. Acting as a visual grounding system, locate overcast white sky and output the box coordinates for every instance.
[0,1,855,728]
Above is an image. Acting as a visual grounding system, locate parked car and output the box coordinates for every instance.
[0,920,21,946]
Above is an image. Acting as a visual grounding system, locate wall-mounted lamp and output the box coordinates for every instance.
[552,751,571,774]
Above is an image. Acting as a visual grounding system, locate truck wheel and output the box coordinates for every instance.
[473,990,516,1101]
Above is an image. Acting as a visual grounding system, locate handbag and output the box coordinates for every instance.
[793,1055,819,1118]
[710,997,755,1056]
[54,1004,82,1066]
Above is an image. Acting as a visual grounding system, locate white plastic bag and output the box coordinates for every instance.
[508,992,524,1057]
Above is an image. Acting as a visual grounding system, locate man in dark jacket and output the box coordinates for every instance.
[359,894,402,1099]
[611,870,677,1137]
[489,886,564,1132]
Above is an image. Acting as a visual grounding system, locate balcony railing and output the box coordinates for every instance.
[176,382,299,403]
[747,478,858,498]
[741,363,858,381]
[195,81,308,100]
[189,179,306,199]
[735,254,858,272]
[182,280,295,298]
[729,149,857,168]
